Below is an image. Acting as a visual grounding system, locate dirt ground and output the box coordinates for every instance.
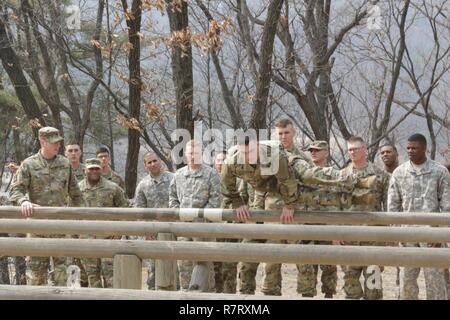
[142,263,428,300]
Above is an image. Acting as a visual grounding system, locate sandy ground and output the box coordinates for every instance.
[141,263,428,300]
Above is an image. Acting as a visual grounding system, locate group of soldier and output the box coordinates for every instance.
[1,119,449,300]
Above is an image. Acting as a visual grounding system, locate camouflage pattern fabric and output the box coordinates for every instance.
[72,163,86,182]
[102,168,125,190]
[340,162,390,300]
[388,159,450,300]
[135,170,174,290]
[9,151,83,286]
[79,177,129,288]
[169,165,220,292]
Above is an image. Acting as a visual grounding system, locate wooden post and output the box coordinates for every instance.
[113,254,142,289]
[155,233,177,291]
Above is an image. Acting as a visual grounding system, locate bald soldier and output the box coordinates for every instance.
[78,158,129,288]
[9,127,83,286]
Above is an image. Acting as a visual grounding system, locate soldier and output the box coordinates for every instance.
[9,126,83,286]
[339,136,390,300]
[64,141,88,287]
[134,152,174,290]
[78,158,129,288]
[260,119,310,296]
[64,142,85,182]
[96,146,125,190]
[169,140,220,292]
[379,144,399,174]
[0,194,10,285]
[296,140,339,298]
[388,134,450,300]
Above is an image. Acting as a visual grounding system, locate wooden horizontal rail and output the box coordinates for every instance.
[1,206,450,225]
[1,219,450,243]
[0,285,292,300]
[0,237,450,268]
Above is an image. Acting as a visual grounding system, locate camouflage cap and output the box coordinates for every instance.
[307,140,328,151]
[38,127,64,143]
[85,158,102,169]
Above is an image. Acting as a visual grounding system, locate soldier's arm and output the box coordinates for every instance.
[238,180,249,205]
[275,155,298,206]
[381,172,391,212]
[220,163,244,209]
[205,170,221,208]
[68,168,84,207]
[168,175,180,208]
[252,190,266,210]
[118,175,126,190]
[9,163,31,205]
[134,181,147,208]
[438,170,450,212]
[387,173,403,212]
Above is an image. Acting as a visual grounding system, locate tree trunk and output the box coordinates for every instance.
[249,0,284,132]
[122,0,142,198]
[166,0,194,165]
[0,10,46,143]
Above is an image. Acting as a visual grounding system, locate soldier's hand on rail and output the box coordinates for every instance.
[280,205,294,224]
[146,235,156,240]
[21,201,39,217]
[332,240,344,245]
[386,242,399,247]
[236,205,251,222]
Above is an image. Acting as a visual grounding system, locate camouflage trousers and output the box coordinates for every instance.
[214,238,239,294]
[399,242,448,300]
[343,241,383,300]
[177,237,215,292]
[297,240,338,297]
[0,233,27,285]
[28,234,68,286]
[80,257,113,288]
[238,238,266,295]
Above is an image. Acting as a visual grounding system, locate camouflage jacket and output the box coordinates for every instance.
[72,163,86,182]
[388,159,450,213]
[134,171,174,208]
[102,168,125,190]
[169,165,220,209]
[253,144,305,210]
[79,177,129,207]
[221,141,298,209]
[237,180,255,207]
[340,162,390,211]
[9,151,83,206]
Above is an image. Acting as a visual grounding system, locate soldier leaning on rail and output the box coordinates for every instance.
[388,134,450,300]
[134,152,174,290]
[169,140,221,292]
[9,127,84,287]
[78,158,129,288]
[257,119,312,297]
[338,136,390,300]
[221,135,354,295]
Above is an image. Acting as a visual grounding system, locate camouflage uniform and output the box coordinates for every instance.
[259,145,309,296]
[296,165,340,298]
[135,171,174,290]
[9,145,83,286]
[169,165,220,292]
[340,162,390,300]
[102,168,125,190]
[221,141,299,295]
[388,159,450,300]
[79,164,129,288]
[73,163,86,182]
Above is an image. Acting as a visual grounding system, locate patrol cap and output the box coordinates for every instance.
[38,127,64,143]
[85,158,102,169]
[307,140,328,151]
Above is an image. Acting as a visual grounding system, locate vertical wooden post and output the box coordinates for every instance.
[113,254,142,289]
[155,232,177,291]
